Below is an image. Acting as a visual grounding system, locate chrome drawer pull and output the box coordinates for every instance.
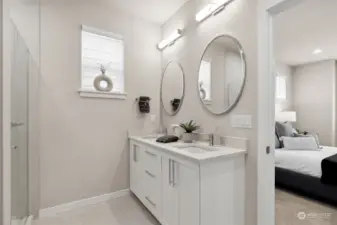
[133,146,137,162]
[145,150,156,157]
[172,160,177,187]
[145,196,156,207]
[145,170,156,178]
[169,159,173,185]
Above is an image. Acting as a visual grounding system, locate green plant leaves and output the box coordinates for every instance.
[179,120,200,133]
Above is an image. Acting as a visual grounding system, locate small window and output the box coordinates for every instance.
[80,26,125,99]
[276,76,286,100]
[199,60,212,101]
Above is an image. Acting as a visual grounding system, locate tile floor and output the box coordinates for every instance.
[33,190,337,225]
[33,195,160,225]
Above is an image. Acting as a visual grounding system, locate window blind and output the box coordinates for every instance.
[276,76,286,100]
[81,28,124,93]
[199,61,212,100]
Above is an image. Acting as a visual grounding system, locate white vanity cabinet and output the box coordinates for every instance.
[129,137,246,225]
[130,141,162,218]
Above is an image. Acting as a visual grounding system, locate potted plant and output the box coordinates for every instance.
[179,120,200,143]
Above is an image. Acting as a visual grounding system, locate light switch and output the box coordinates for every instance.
[231,114,252,129]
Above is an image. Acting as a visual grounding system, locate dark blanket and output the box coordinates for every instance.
[321,153,337,185]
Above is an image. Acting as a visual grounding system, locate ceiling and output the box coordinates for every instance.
[38,0,190,24]
[274,0,337,66]
[107,0,190,24]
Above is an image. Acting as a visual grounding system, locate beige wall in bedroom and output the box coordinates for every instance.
[161,0,258,224]
[38,0,161,208]
[292,60,337,146]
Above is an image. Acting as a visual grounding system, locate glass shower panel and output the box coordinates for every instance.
[11,28,29,223]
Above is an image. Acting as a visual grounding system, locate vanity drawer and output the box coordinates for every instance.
[143,147,161,176]
[142,171,161,218]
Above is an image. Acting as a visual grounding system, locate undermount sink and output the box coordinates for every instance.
[172,144,219,154]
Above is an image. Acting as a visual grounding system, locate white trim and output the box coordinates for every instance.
[257,1,307,225]
[2,1,13,224]
[39,189,130,218]
[11,215,33,225]
[25,215,33,225]
[81,25,123,40]
[78,89,127,100]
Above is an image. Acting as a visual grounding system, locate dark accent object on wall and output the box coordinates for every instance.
[171,99,181,112]
[138,96,151,113]
[275,167,337,207]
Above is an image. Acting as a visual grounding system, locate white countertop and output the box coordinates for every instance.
[129,135,247,163]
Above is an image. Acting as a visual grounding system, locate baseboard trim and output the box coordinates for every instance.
[25,215,33,225]
[39,189,130,218]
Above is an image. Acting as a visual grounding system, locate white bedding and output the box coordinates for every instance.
[275,146,337,178]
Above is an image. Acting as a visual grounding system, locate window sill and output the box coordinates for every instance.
[203,99,212,105]
[78,89,127,100]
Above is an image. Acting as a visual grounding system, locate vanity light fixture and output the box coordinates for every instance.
[196,0,232,23]
[313,48,322,54]
[157,29,183,50]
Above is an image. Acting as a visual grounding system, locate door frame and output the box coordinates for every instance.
[1,0,13,224]
[257,0,308,225]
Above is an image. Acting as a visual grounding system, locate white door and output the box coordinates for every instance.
[174,161,199,225]
[162,157,179,225]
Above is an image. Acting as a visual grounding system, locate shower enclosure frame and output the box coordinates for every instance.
[1,0,41,224]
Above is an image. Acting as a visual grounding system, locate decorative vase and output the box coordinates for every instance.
[93,65,113,92]
[182,133,194,143]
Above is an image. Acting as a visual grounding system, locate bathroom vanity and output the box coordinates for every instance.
[129,135,247,225]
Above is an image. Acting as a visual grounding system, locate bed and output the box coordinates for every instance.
[275,146,337,206]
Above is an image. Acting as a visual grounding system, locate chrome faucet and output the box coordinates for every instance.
[209,126,220,146]
[209,133,214,146]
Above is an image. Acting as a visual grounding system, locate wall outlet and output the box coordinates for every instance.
[231,114,252,129]
[150,114,157,123]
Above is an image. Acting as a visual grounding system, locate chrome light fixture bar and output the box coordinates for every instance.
[157,29,183,51]
[196,0,232,23]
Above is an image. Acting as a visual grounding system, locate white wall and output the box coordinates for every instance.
[38,1,161,208]
[292,60,336,146]
[161,0,258,224]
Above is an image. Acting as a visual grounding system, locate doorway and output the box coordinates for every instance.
[259,0,336,225]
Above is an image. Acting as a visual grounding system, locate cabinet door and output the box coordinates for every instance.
[130,143,143,198]
[162,157,179,225]
[175,161,200,225]
[162,157,200,225]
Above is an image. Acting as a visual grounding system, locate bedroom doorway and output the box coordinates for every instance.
[259,0,337,224]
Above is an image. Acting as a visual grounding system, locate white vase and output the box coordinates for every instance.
[182,133,194,143]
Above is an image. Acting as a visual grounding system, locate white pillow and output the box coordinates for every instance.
[281,136,320,150]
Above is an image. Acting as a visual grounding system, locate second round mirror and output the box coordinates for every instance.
[161,62,185,115]
[198,35,246,115]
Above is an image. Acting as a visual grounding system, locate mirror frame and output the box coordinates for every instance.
[160,61,186,116]
[197,34,247,115]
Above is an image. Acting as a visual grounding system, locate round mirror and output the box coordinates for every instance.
[161,62,185,115]
[198,35,246,115]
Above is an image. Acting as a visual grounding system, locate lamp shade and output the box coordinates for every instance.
[275,111,297,122]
